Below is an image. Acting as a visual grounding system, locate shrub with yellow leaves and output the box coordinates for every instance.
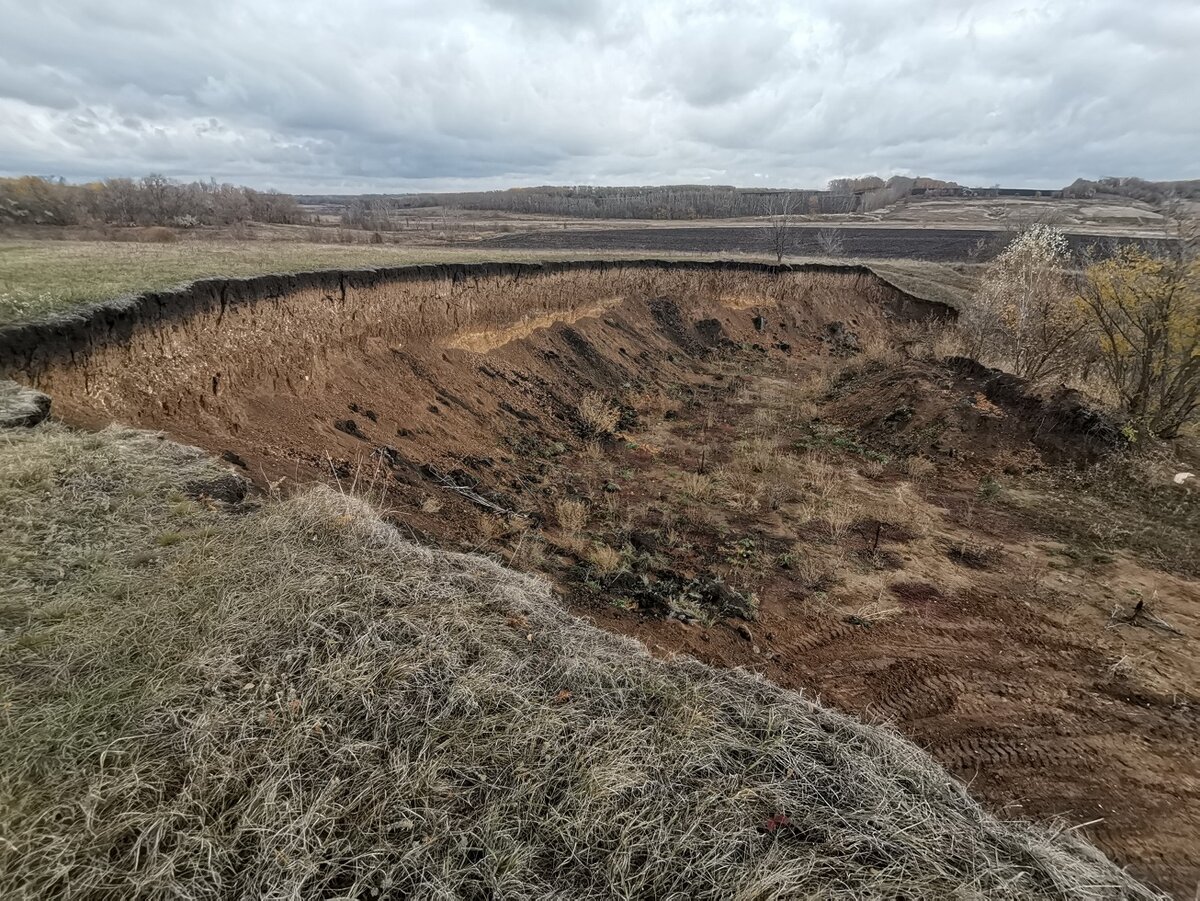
[1078,239,1200,439]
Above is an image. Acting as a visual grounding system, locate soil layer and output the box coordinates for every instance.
[483,225,1147,261]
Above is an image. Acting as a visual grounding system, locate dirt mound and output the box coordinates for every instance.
[826,357,1125,465]
[945,357,1127,457]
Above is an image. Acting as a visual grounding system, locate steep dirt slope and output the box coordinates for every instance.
[0,263,936,477]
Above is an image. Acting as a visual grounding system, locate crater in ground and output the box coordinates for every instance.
[9,262,1198,896]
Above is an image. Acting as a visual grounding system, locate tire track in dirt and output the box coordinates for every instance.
[931,734,1098,775]
[869,664,968,721]
[773,619,862,655]
[759,602,1198,895]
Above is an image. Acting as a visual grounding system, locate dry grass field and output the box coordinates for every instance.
[0,240,650,326]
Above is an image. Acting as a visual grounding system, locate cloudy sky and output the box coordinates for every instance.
[1,0,1197,192]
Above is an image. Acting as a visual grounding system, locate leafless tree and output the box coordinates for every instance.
[817,227,845,257]
[0,174,306,228]
[766,194,796,263]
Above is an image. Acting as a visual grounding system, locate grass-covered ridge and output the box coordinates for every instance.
[0,239,973,327]
[0,423,1158,899]
[0,241,585,326]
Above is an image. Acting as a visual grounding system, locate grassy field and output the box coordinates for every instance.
[0,239,978,327]
[0,421,1159,899]
[0,240,619,326]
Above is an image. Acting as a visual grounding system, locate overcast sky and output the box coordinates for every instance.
[1,0,1197,192]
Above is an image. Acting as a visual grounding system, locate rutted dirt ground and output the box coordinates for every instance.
[23,268,1200,896]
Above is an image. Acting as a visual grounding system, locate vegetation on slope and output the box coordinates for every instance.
[0,423,1159,899]
[959,219,1199,438]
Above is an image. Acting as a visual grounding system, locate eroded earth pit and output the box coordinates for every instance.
[5,261,1197,895]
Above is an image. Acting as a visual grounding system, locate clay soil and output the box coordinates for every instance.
[47,279,1200,896]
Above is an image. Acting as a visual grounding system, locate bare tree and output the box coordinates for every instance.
[766,194,796,263]
[0,175,303,228]
[817,227,845,257]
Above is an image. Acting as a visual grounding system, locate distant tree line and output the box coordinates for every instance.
[1063,177,1200,204]
[308,176,974,225]
[8,173,1195,232]
[829,176,965,213]
[332,186,831,222]
[0,175,304,227]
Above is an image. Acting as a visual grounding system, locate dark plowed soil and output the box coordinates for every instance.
[482,225,1140,261]
[31,273,1200,896]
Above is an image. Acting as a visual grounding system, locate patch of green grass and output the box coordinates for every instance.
[977,475,1003,501]
[721,535,759,568]
[795,423,890,462]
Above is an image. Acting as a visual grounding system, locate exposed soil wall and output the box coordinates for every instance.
[0,260,946,426]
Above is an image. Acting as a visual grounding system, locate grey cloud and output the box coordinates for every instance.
[484,0,602,25]
[0,0,1196,191]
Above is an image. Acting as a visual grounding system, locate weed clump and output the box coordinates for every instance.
[587,541,622,573]
[554,497,589,535]
[578,391,622,437]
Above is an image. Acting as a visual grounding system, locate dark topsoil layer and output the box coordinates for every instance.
[483,226,1149,261]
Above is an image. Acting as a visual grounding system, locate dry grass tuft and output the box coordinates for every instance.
[0,424,1163,900]
[903,455,938,482]
[581,439,605,464]
[714,466,763,511]
[578,392,622,437]
[587,542,623,573]
[622,385,671,416]
[825,497,861,541]
[860,459,888,480]
[737,436,779,474]
[679,471,715,502]
[554,497,589,535]
[476,512,509,542]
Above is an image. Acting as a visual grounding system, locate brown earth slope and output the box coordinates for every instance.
[2,261,1196,896]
